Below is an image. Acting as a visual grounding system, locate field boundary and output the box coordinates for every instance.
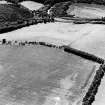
[82,64,105,105]
[63,46,104,64]
[1,40,104,64]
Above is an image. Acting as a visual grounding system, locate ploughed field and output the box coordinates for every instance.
[0,44,100,105]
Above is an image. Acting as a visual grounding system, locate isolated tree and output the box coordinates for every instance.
[2,39,6,44]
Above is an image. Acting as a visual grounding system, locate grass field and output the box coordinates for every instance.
[49,2,105,24]
[21,1,43,10]
[67,3,105,19]
[0,44,100,105]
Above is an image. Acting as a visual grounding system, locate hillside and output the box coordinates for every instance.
[0,3,33,23]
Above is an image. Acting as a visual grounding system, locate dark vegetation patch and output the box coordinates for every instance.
[0,3,54,33]
[72,17,105,24]
[0,3,33,22]
[73,20,105,24]
[0,16,54,34]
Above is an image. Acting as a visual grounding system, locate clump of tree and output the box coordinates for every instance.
[2,39,6,44]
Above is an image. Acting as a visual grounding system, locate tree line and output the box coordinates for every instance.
[83,64,105,105]
[0,39,63,49]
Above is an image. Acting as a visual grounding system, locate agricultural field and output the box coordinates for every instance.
[21,1,43,10]
[0,44,100,105]
[67,3,105,19]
